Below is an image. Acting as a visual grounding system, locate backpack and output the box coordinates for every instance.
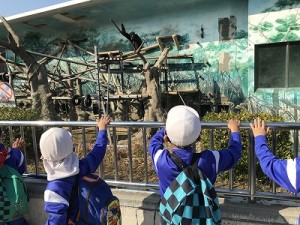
[72,173,121,225]
[0,165,29,223]
[159,153,221,225]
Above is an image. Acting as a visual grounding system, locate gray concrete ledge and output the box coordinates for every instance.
[24,179,300,225]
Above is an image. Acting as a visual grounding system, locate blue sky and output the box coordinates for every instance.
[0,0,72,17]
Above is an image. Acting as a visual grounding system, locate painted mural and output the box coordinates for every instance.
[4,0,300,120]
[249,0,300,121]
[15,0,250,116]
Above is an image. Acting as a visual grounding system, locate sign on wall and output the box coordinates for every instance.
[0,82,16,107]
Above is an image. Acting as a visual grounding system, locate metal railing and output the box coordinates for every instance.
[1,120,299,203]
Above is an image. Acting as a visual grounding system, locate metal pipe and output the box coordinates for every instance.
[143,127,149,183]
[2,120,300,204]
[128,127,133,182]
[31,127,39,175]
[94,45,101,118]
[271,129,277,194]
[112,127,119,181]
[248,129,256,203]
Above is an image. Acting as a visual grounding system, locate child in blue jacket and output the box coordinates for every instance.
[39,115,111,225]
[0,129,29,225]
[149,105,242,198]
[250,118,300,225]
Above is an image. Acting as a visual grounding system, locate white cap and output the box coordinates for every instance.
[165,105,201,147]
[40,127,79,181]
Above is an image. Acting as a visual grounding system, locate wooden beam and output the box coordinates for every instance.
[172,34,180,50]
[156,37,164,51]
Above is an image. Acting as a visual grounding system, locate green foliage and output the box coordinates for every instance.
[285,32,299,41]
[0,107,40,121]
[0,107,42,157]
[275,24,289,32]
[269,33,285,42]
[235,30,248,39]
[200,110,293,186]
[275,0,300,10]
[252,21,273,32]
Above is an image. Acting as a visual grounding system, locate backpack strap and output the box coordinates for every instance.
[169,152,188,170]
[67,174,80,223]
[82,175,103,222]
[169,152,200,171]
[169,152,201,183]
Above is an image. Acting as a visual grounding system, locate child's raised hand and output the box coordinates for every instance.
[227,119,240,132]
[250,118,269,137]
[12,137,25,150]
[96,115,111,131]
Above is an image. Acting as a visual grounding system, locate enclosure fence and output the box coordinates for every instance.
[1,120,299,203]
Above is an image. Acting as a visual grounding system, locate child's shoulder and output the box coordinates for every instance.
[193,150,215,159]
[9,147,23,154]
[46,176,75,190]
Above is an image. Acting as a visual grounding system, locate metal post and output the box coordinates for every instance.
[248,130,256,203]
[209,129,214,150]
[94,46,101,117]
[271,129,277,193]
[293,129,299,158]
[106,66,111,115]
[31,127,39,175]
[112,127,119,180]
[128,127,133,182]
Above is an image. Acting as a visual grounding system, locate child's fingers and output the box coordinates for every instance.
[252,119,257,128]
[12,138,24,148]
[96,115,110,126]
[255,118,261,128]
[261,120,265,128]
[250,122,254,130]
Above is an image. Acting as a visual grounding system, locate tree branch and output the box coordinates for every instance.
[0,54,7,62]
[135,41,147,64]
[0,16,20,47]
[153,47,170,68]
[0,38,10,49]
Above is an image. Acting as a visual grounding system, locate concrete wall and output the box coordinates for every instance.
[24,179,300,225]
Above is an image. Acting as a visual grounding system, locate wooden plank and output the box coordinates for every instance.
[156,37,164,51]
[172,34,180,50]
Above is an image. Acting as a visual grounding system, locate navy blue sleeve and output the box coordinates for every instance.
[44,180,73,225]
[79,130,108,175]
[5,148,26,174]
[148,128,165,172]
[255,135,300,194]
[196,132,242,184]
[217,132,242,173]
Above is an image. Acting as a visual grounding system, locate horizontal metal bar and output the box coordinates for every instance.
[4,120,300,204]
[1,121,300,129]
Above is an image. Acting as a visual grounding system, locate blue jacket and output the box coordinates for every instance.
[149,128,242,196]
[2,146,29,225]
[255,135,300,225]
[43,130,108,225]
